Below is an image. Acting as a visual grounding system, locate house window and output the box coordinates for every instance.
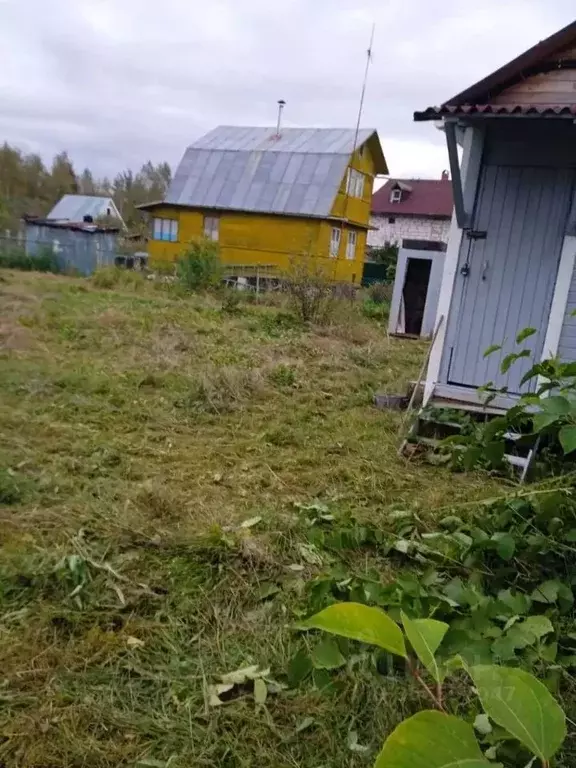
[346,230,357,260]
[153,218,178,242]
[390,188,402,203]
[346,169,365,198]
[330,227,341,257]
[203,215,219,241]
[388,217,396,224]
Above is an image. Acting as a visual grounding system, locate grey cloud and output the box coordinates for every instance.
[0,0,574,178]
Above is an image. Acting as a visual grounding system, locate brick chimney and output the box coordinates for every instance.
[441,170,449,180]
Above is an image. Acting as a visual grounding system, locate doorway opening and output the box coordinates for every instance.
[402,258,432,335]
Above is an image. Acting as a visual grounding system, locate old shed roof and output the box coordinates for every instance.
[371,178,453,218]
[47,195,124,225]
[415,19,576,121]
[162,126,387,218]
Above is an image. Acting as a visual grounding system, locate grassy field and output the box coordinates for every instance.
[0,271,504,768]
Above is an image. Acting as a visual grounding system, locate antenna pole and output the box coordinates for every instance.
[352,23,375,155]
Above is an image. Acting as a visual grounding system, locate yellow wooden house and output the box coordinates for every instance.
[140,126,388,284]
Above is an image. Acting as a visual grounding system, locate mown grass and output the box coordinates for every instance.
[0,271,504,767]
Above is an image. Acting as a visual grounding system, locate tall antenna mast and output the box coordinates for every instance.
[352,23,375,155]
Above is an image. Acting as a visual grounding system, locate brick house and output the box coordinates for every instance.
[368,173,453,248]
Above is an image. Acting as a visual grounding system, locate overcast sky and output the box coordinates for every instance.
[1,0,574,181]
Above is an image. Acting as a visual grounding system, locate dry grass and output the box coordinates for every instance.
[0,270,504,767]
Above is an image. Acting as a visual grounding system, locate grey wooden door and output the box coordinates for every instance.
[447,165,574,393]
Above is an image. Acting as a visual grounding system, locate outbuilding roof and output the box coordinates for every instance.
[415,19,576,121]
[47,195,124,225]
[371,178,453,218]
[160,126,387,219]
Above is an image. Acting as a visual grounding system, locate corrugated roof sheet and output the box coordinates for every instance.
[415,104,576,120]
[47,195,121,222]
[372,179,453,217]
[165,126,384,218]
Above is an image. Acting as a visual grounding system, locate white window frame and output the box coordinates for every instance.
[153,218,178,242]
[346,230,357,260]
[203,215,220,242]
[330,226,341,257]
[346,169,365,199]
[390,188,402,203]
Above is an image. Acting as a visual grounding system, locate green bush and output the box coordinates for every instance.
[176,238,222,292]
[0,245,61,273]
[362,298,389,322]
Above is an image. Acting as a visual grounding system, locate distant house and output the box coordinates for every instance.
[47,195,125,229]
[368,174,453,248]
[139,125,388,284]
[24,216,120,275]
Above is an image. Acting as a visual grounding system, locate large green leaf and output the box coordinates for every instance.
[374,710,492,768]
[559,424,576,454]
[401,612,448,682]
[311,638,346,670]
[532,411,560,432]
[468,665,566,760]
[540,395,571,415]
[301,602,406,658]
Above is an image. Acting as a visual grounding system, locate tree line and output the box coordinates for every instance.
[0,142,172,235]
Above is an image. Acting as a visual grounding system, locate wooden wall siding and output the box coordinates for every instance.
[442,165,574,393]
[492,68,576,105]
[146,206,366,283]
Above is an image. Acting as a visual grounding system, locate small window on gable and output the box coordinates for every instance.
[203,215,219,241]
[347,168,365,198]
[390,188,402,203]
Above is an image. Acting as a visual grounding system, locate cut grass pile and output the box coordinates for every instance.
[0,271,504,767]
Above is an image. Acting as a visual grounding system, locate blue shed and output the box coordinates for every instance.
[24,217,120,276]
[414,19,576,413]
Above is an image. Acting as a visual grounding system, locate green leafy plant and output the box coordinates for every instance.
[301,601,566,767]
[176,237,222,291]
[437,325,576,474]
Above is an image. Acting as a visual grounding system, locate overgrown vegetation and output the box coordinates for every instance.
[436,326,576,475]
[0,243,61,272]
[3,269,573,767]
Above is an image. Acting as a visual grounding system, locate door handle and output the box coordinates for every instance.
[482,260,489,281]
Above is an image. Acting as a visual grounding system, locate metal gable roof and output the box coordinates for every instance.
[47,195,123,223]
[164,126,385,218]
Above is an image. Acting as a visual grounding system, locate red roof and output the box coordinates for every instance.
[371,179,453,218]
